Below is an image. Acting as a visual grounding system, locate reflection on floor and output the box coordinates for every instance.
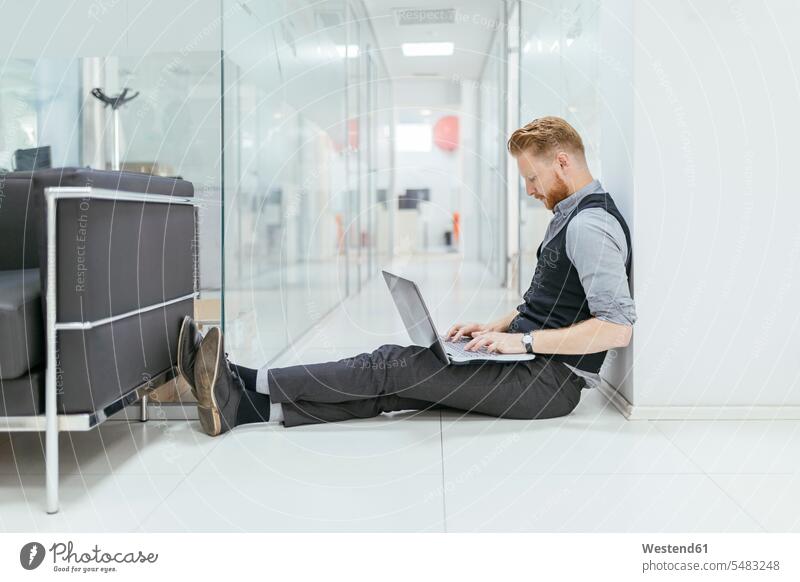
[1,256,798,532]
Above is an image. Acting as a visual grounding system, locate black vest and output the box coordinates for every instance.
[508,192,632,374]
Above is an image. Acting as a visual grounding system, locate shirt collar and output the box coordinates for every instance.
[553,178,604,217]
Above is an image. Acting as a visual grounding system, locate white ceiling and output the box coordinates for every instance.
[361,0,503,81]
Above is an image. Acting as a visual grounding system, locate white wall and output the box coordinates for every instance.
[622,0,800,413]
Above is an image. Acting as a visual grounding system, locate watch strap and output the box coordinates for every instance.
[522,333,534,354]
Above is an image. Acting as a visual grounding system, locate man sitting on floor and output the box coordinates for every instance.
[178,116,636,434]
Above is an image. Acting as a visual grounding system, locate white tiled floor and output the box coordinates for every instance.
[2,255,798,532]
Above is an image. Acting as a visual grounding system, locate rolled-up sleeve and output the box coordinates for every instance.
[565,208,637,325]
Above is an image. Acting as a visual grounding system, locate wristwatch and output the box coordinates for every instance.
[521,333,534,354]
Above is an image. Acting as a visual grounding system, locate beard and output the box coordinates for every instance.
[544,173,572,210]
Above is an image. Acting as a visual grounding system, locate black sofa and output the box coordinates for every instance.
[0,167,195,417]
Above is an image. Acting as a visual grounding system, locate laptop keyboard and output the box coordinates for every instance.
[441,336,491,359]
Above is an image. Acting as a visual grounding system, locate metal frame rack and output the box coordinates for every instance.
[0,186,200,514]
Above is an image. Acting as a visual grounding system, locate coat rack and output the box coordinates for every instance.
[90,87,140,171]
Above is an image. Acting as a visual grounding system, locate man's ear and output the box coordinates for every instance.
[550,152,566,178]
[555,151,569,168]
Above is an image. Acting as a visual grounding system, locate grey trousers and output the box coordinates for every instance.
[267,344,586,428]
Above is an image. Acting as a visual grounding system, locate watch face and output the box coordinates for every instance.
[523,334,533,353]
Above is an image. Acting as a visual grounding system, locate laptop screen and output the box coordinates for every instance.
[382,270,443,351]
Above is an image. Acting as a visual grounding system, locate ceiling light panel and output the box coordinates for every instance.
[401,42,454,57]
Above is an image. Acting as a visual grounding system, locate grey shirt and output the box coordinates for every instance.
[538,179,636,388]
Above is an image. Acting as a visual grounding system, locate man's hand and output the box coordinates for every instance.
[463,331,525,354]
[446,311,517,341]
[445,322,489,341]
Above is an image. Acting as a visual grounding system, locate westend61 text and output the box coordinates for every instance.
[642,543,708,554]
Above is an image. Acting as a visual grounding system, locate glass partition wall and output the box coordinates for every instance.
[476,13,508,284]
[222,0,393,366]
[517,0,602,295]
[0,51,223,321]
[0,0,393,372]
[468,0,602,294]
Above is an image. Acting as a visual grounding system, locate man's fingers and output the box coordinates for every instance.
[451,323,494,344]
[451,322,479,341]
[465,335,491,351]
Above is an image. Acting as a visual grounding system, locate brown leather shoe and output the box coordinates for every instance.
[193,327,244,437]
[177,315,203,399]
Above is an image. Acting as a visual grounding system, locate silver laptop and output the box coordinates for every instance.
[382,270,536,365]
